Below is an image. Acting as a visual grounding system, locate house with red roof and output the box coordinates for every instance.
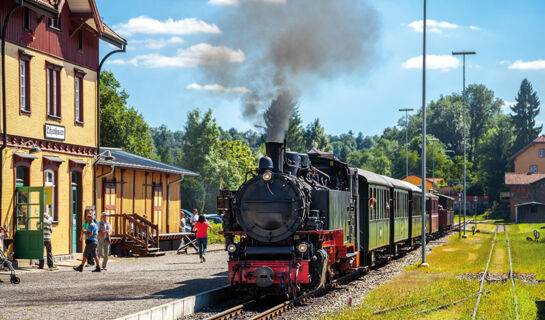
[505,135,545,222]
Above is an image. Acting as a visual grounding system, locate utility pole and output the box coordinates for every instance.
[428,138,439,192]
[421,0,428,267]
[399,108,414,182]
[452,50,476,239]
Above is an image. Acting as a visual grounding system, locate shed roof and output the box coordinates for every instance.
[97,148,199,177]
[505,173,545,185]
[515,201,545,207]
[509,135,545,162]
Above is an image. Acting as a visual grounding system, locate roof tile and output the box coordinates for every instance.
[505,173,545,185]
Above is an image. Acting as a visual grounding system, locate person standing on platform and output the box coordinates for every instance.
[39,213,57,271]
[97,212,112,271]
[190,209,199,227]
[74,214,101,272]
[193,215,212,263]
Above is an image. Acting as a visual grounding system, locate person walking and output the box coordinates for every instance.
[38,213,57,271]
[97,212,112,271]
[74,214,101,272]
[193,215,212,263]
[81,208,98,266]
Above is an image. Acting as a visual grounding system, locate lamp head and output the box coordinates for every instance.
[103,150,115,162]
[29,144,41,154]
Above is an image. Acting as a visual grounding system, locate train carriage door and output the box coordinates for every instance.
[153,185,163,232]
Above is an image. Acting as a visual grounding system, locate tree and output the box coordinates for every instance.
[510,79,542,150]
[304,119,330,151]
[466,84,503,161]
[152,125,176,165]
[100,71,156,158]
[285,108,306,152]
[178,109,220,213]
[476,114,515,200]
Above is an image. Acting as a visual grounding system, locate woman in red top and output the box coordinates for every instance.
[193,215,212,262]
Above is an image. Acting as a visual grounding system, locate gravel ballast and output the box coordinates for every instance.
[0,245,228,320]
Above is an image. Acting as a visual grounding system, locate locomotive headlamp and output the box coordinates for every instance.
[262,170,273,181]
[297,242,309,253]
[227,243,238,253]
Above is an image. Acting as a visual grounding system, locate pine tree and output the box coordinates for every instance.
[510,79,542,149]
[285,107,306,152]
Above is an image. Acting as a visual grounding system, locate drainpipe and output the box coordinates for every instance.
[167,175,184,233]
[93,44,126,207]
[0,0,24,229]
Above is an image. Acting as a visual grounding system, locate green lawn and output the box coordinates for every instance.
[322,222,545,320]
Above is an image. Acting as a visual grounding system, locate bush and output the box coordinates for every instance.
[208,222,224,244]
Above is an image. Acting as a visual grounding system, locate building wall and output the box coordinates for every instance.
[513,143,545,174]
[1,1,100,70]
[96,166,182,234]
[0,3,100,257]
[1,150,93,256]
[4,42,97,147]
[406,175,433,192]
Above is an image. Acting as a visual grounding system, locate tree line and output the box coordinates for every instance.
[99,71,542,213]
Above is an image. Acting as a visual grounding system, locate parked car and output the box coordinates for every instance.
[204,214,223,224]
[180,209,194,232]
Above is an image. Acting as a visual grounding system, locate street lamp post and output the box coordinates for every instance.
[421,0,428,267]
[428,138,439,192]
[452,50,476,239]
[399,108,414,182]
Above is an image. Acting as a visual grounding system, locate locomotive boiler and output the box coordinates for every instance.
[218,142,358,297]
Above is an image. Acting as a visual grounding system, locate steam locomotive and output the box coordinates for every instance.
[217,142,454,298]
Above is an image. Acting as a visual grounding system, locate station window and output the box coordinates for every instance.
[48,17,61,30]
[46,62,62,119]
[45,169,57,221]
[19,52,32,114]
[24,8,30,30]
[16,166,29,187]
[539,149,545,158]
[530,165,538,174]
[78,30,83,51]
[74,73,84,123]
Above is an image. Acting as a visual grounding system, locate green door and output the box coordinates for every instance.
[15,187,45,259]
[71,174,78,253]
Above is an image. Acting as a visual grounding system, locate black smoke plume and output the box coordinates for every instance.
[204,0,380,142]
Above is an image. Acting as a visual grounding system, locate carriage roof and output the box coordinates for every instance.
[356,168,392,187]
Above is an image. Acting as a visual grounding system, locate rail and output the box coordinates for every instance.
[505,225,519,320]
[471,224,498,319]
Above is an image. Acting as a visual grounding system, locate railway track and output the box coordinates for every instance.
[472,224,519,320]
[204,268,366,320]
[202,222,471,320]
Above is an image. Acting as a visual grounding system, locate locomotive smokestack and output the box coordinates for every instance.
[265,142,284,172]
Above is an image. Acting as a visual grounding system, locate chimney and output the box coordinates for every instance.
[265,142,284,172]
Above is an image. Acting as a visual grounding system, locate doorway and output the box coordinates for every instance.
[70,171,81,253]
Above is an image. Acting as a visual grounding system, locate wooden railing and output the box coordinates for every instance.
[108,214,159,252]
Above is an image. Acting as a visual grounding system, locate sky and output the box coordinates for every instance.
[95,0,545,137]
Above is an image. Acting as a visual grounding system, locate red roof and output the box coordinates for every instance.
[505,173,545,185]
[509,135,545,161]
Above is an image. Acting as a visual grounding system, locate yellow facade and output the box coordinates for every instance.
[96,166,182,234]
[1,43,97,256]
[405,175,435,192]
[513,141,545,174]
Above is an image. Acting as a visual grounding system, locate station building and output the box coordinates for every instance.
[0,0,125,258]
[505,135,545,222]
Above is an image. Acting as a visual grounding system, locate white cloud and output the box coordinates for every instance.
[408,19,477,33]
[108,43,245,68]
[502,100,516,112]
[402,55,460,71]
[186,83,249,93]
[208,0,285,5]
[115,16,220,36]
[508,59,545,70]
[130,36,186,49]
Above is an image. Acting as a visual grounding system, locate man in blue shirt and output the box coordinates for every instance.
[74,214,101,272]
